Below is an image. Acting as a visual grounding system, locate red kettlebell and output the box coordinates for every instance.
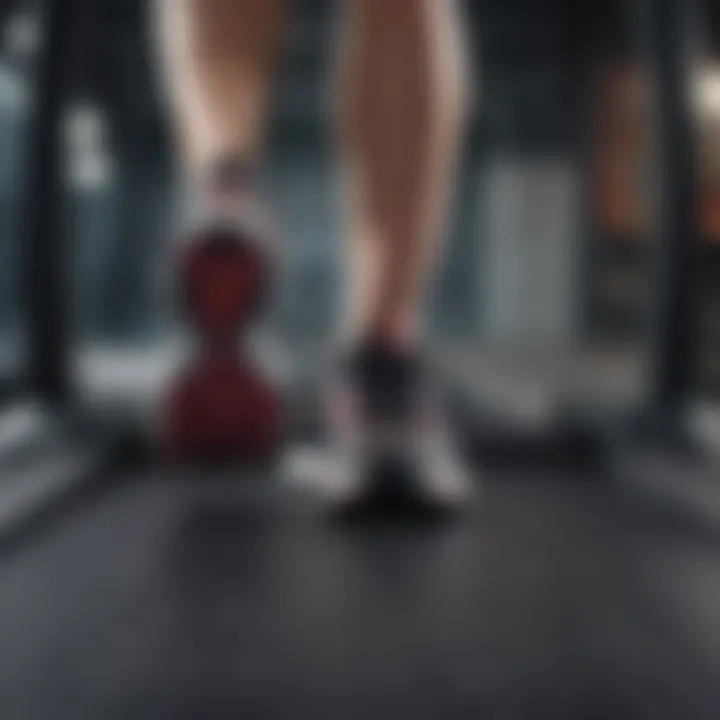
[159,227,282,463]
[163,350,281,462]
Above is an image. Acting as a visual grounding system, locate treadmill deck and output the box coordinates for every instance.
[0,470,719,719]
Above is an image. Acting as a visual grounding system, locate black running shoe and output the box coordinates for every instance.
[313,342,475,508]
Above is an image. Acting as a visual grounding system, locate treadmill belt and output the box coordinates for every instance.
[0,471,718,720]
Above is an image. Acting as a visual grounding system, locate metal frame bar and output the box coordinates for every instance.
[20,0,78,404]
[642,0,700,420]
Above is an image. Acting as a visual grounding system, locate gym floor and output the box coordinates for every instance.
[1,468,719,720]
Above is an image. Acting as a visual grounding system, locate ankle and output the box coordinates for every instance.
[188,154,260,214]
[205,154,258,194]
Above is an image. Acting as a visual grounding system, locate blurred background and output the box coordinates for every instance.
[0,0,671,409]
[0,0,719,718]
[0,0,711,410]
[0,0,716,425]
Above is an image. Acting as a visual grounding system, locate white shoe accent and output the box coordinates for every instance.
[282,446,365,506]
[417,447,476,507]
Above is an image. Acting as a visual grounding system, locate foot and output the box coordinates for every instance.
[316,342,475,510]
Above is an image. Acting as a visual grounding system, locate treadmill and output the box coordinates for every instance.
[0,0,719,718]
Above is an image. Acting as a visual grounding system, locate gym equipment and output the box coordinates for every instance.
[160,227,282,463]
